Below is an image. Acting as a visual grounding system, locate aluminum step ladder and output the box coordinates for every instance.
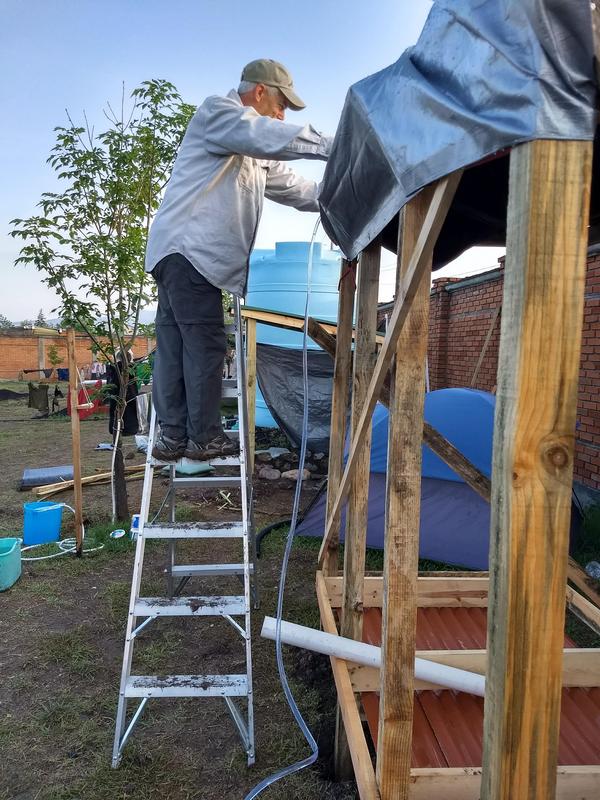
[112,297,257,768]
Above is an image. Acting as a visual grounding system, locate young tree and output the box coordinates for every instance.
[35,308,47,326]
[47,343,64,370]
[0,314,14,329]
[11,79,195,520]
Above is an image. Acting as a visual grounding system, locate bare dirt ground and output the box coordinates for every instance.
[0,383,357,800]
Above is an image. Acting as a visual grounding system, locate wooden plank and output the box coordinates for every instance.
[409,767,600,800]
[325,575,490,608]
[322,260,356,577]
[336,240,380,778]
[316,571,380,799]
[318,172,463,567]
[245,318,257,472]
[349,649,600,692]
[481,139,593,800]
[566,584,600,637]
[470,305,501,387]
[377,191,434,799]
[66,329,84,556]
[241,305,385,344]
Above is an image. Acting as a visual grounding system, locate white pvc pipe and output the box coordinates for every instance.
[261,616,485,697]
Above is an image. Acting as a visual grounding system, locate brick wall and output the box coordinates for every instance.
[428,252,600,491]
[0,331,155,380]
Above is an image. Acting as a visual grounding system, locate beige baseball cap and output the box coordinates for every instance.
[241,59,306,111]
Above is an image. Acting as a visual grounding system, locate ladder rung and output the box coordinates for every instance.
[134,596,246,616]
[222,386,238,398]
[209,456,241,467]
[172,476,242,488]
[171,563,254,578]
[125,674,248,698]
[143,522,244,539]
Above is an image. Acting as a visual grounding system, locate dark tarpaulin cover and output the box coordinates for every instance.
[319,0,598,263]
[255,343,334,453]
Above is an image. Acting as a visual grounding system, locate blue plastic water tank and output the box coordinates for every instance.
[247,242,341,427]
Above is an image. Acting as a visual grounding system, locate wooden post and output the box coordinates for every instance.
[323,259,356,577]
[37,336,45,373]
[376,188,434,798]
[66,329,84,556]
[245,317,257,472]
[481,139,593,800]
[335,240,380,779]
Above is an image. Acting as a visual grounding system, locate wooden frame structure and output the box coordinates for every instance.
[317,140,599,799]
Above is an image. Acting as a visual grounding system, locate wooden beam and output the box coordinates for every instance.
[409,767,600,800]
[336,239,380,779]
[349,648,600,692]
[322,259,356,577]
[66,329,84,556]
[307,317,338,355]
[481,139,593,800]
[245,317,257,472]
[470,305,501,387]
[325,574,490,608]
[566,584,600,637]
[377,190,433,800]
[316,571,380,799]
[318,172,463,567]
[308,309,495,504]
[241,305,384,344]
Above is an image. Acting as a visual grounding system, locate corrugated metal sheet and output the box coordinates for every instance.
[359,606,598,768]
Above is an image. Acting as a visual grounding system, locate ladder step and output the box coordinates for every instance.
[209,456,241,467]
[125,674,248,698]
[134,595,246,616]
[172,563,254,578]
[222,386,238,399]
[143,522,244,539]
[172,476,242,488]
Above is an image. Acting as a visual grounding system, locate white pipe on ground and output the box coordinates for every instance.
[261,616,485,697]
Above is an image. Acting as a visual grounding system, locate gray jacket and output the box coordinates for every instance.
[145,90,332,296]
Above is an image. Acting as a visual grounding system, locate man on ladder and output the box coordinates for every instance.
[112,60,332,770]
[145,58,332,462]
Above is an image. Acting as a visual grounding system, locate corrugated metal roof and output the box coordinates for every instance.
[359,606,599,768]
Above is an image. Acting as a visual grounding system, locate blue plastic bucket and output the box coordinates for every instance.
[0,538,21,591]
[23,502,63,546]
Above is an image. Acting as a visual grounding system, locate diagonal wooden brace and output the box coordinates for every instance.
[318,171,463,567]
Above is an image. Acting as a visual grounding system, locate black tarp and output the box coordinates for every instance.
[255,343,335,453]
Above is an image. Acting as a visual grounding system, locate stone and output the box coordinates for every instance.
[304,462,318,473]
[313,452,326,461]
[281,468,311,481]
[256,452,273,463]
[258,466,281,480]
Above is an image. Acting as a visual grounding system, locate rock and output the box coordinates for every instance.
[281,468,311,481]
[258,466,281,480]
[313,452,326,461]
[304,462,318,473]
[287,452,299,465]
[256,452,273,463]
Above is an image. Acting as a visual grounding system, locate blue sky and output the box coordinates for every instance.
[1,0,502,321]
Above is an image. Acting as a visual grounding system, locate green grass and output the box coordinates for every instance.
[35,626,98,675]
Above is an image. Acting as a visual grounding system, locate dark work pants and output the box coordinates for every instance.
[152,253,226,443]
